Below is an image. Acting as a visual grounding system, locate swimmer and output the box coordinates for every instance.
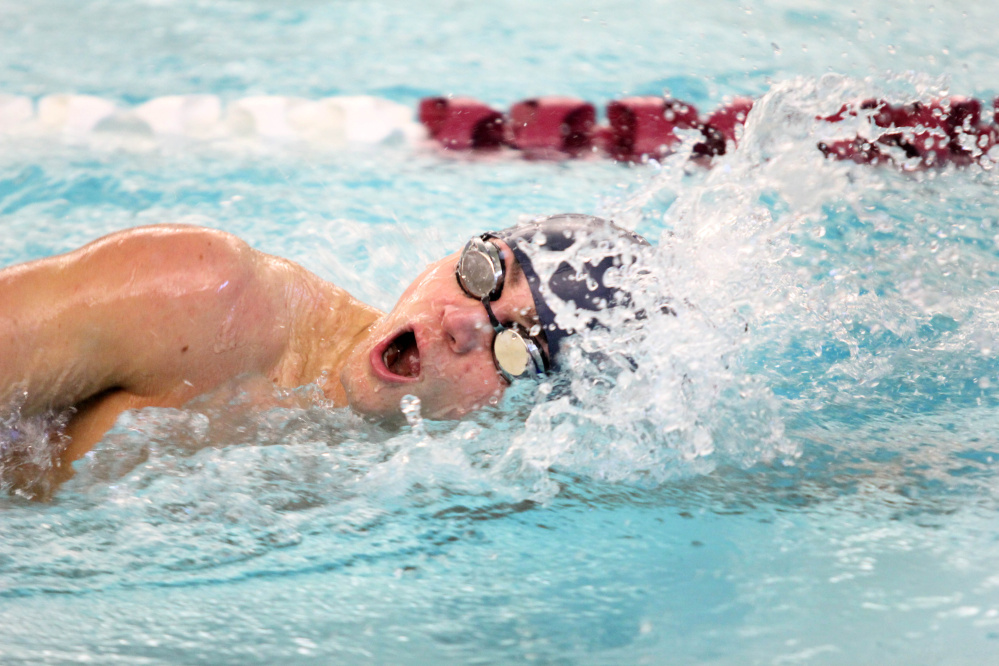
[0,214,649,496]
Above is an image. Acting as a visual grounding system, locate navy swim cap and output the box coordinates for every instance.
[489,214,651,368]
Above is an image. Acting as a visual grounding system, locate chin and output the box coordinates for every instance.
[422,387,504,420]
[338,361,385,417]
[340,379,393,419]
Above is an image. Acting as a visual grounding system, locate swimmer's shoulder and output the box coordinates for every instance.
[0,224,272,414]
[0,223,257,297]
[71,223,257,281]
[65,223,285,316]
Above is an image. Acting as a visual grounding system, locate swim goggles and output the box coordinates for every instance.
[455,235,550,382]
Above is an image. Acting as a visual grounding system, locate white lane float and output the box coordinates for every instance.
[37,94,117,133]
[134,95,222,137]
[0,93,423,146]
[0,95,33,132]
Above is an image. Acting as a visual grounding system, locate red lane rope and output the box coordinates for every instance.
[419,95,999,168]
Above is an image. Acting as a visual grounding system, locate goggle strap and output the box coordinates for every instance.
[482,299,503,331]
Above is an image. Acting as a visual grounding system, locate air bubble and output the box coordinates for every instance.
[400,394,423,428]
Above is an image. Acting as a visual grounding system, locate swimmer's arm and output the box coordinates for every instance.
[0,224,288,417]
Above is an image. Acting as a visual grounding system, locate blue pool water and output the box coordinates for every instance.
[3,1,999,663]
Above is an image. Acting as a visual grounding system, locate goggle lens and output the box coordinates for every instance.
[457,249,499,300]
[494,327,533,377]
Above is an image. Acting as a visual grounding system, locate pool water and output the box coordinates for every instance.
[3,1,999,663]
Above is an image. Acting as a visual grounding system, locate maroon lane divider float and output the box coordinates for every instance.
[605,97,699,161]
[507,97,596,158]
[418,97,506,150]
[817,96,998,167]
[418,94,999,168]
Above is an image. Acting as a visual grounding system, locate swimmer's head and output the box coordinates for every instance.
[339,213,651,422]
[488,214,651,369]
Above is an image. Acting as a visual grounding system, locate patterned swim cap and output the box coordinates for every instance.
[489,214,651,368]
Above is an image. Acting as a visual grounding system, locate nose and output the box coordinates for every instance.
[442,303,493,354]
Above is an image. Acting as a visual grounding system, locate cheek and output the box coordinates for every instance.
[440,349,500,390]
[425,382,505,419]
[439,365,505,413]
[338,341,393,414]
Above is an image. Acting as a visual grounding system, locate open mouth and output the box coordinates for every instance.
[379,329,421,380]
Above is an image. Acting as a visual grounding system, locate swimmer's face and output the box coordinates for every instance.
[339,239,543,420]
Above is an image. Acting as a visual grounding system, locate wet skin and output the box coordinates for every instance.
[0,224,540,485]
